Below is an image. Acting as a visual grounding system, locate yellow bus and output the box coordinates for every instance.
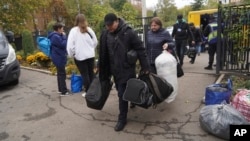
[188,9,218,30]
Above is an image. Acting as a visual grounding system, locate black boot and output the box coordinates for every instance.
[204,65,213,70]
[130,103,136,109]
[114,121,127,131]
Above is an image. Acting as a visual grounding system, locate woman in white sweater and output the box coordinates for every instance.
[67,14,98,96]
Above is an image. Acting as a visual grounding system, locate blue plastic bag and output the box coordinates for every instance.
[71,73,83,93]
[205,79,233,105]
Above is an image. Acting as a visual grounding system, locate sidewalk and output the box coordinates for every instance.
[19,52,224,141]
[87,52,224,141]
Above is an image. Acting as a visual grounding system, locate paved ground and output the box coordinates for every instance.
[0,52,226,141]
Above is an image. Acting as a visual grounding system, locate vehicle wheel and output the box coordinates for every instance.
[11,79,19,85]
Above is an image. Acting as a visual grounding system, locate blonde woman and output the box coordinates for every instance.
[67,14,98,96]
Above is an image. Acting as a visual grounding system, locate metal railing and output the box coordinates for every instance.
[218,3,250,74]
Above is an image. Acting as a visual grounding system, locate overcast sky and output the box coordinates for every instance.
[146,0,194,9]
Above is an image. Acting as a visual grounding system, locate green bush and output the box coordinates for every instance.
[22,30,35,57]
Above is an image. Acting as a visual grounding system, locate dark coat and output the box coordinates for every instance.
[48,32,67,67]
[146,28,175,64]
[172,21,194,41]
[188,27,203,45]
[99,19,150,84]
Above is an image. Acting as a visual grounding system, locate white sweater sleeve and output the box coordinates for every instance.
[87,27,98,48]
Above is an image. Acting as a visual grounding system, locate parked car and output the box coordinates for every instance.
[0,30,20,85]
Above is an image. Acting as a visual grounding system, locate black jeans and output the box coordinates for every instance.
[74,58,94,92]
[56,66,67,93]
[175,40,187,66]
[208,43,217,66]
[116,83,128,123]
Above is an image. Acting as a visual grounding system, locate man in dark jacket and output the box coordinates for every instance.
[188,22,203,64]
[172,14,194,66]
[98,13,150,131]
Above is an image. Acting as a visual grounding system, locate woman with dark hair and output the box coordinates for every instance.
[67,14,98,97]
[48,23,69,96]
[146,17,175,73]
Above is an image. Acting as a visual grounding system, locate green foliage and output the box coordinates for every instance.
[191,0,205,10]
[0,0,50,34]
[157,0,178,27]
[22,30,35,57]
[121,2,139,26]
[47,21,57,33]
[109,0,126,11]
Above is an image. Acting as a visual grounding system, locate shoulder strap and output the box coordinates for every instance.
[149,73,163,100]
[87,31,93,39]
[115,25,129,51]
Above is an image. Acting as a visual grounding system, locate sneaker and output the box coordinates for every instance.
[57,91,62,94]
[82,92,86,97]
[60,92,71,97]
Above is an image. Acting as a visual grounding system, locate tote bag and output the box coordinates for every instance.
[71,73,83,93]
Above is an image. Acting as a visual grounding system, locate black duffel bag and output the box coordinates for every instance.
[139,72,173,104]
[123,78,153,109]
[85,77,113,110]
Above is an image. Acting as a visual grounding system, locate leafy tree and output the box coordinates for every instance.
[191,0,205,10]
[120,2,139,27]
[22,30,35,57]
[109,0,126,11]
[0,0,49,34]
[156,0,178,27]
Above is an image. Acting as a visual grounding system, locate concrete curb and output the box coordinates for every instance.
[20,66,72,79]
[20,66,52,75]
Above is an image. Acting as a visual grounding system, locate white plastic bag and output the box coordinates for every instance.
[155,50,178,103]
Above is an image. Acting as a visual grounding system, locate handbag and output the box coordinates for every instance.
[177,63,184,78]
[85,76,113,110]
[70,73,83,93]
[172,50,184,78]
[187,46,197,58]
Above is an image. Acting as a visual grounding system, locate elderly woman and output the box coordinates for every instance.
[146,17,175,74]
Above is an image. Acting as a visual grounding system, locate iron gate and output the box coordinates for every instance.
[218,4,250,74]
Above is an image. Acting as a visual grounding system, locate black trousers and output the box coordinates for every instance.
[74,58,94,92]
[56,66,67,93]
[175,40,187,66]
[208,43,217,66]
[116,83,128,123]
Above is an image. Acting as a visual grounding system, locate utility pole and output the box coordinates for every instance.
[142,0,147,47]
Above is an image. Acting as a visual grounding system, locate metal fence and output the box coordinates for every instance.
[218,3,250,74]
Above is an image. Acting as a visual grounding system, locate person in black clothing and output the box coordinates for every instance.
[146,17,175,74]
[98,13,150,132]
[172,14,195,66]
[188,22,203,64]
